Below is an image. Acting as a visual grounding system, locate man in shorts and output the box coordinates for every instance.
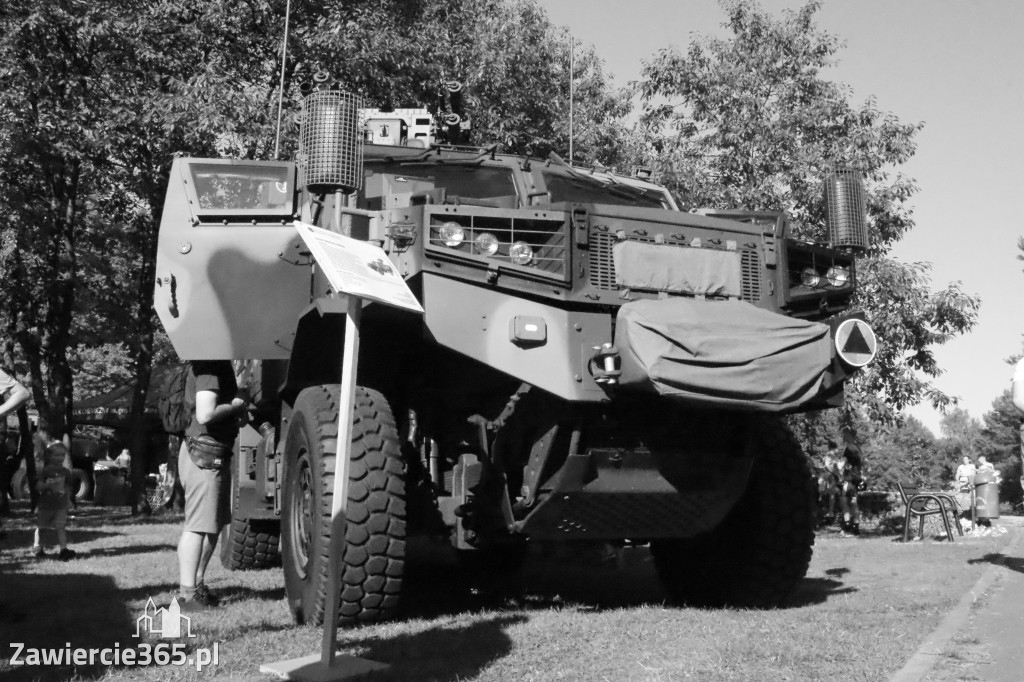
[176,360,250,611]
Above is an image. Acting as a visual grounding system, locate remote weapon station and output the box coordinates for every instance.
[155,77,876,625]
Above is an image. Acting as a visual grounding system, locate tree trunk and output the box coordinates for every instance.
[127,176,162,514]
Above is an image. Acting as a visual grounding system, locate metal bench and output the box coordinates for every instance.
[896,482,964,542]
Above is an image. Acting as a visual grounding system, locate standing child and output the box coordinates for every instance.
[32,441,76,560]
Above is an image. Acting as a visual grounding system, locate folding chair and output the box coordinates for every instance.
[896,482,964,542]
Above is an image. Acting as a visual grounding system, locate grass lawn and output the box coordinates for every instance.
[0,502,1014,681]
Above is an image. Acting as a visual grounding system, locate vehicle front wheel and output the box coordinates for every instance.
[650,416,815,608]
[281,385,406,626]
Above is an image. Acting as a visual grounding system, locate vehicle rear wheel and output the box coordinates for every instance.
[281,384,406,626]
[221,517,281,570]
[220,449,281,571]
[650,416,815,608]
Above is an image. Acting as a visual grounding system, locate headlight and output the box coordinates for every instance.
[476,232,499,256]
[826,265,850,287]
[509,241,533,265]
[439,222,464,248]
[800,267,821,287]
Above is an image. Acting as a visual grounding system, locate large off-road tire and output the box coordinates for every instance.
[220,517,281,570]
[281,384,405,626]
[650,417,815,608]
[220,450,281,571]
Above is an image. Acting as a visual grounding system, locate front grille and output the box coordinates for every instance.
[740,250,761,301]
[588,232,762,303]
[588,231,618,289]
[428,213,568,281]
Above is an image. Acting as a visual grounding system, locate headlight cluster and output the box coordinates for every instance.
[785,242,855,304]
[428,213,569,281]
[436,221,535,264]
[800,265,851,289]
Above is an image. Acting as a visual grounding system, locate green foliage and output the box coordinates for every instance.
[0,0,634,442]
[937,407,983,462]
[633,0,979,424]
[863,415,943,490]
[977,389,1023,506]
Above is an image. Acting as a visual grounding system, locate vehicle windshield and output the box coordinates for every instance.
[363,164,517,206]
[189,164,292,211]
[541,171,667,209]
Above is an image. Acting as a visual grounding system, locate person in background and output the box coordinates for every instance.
[32,441,75,560]
[175,360,251,611]
[976,455,999,478]
[954,456,976,489]
[115,448,131,471]
[837,443,865,536]
[814,440,842,526]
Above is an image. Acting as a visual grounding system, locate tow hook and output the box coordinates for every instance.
[589,343,621,386]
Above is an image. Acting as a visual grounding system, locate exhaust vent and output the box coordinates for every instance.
[824,170,868,252]
[298,89,363,193]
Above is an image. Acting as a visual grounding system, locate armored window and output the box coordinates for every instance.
[541,171,667,209]
[363,164,517,204]
[185,161,295,220]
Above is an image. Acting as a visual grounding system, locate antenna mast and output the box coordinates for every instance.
[273,0,293,160]
[568,35,574,164]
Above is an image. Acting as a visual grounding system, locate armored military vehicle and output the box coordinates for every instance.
[154,82,875,625]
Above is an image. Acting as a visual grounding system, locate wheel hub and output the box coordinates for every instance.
[290,453,314,579]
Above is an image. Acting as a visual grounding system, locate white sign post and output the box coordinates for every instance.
[261,222,422,682]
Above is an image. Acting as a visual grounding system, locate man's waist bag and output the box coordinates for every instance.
[186,435,232,470]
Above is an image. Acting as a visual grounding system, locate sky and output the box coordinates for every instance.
[538,0,1024,435]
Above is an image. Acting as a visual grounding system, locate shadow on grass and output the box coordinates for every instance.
[68,509,184,528]
[77,543,177,559]
[0,527,120,549]
[0,571,135,682]
[784,576,857,607]
[967,553,1024,574]
[1,503,183,531]
[346,614,525,682]
[109,583,180,603]
[400,540,665,620]
[216,585,287,605]
[401,538,863,617]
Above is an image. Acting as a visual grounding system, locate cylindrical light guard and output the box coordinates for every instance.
[298,89,363,192]
[824,170,868,252]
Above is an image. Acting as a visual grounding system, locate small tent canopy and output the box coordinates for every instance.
[71,366,173,430]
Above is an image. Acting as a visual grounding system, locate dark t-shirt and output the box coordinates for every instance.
[37,464,71,510]
[184,361,239,447]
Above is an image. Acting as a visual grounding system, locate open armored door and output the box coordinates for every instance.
[154,158,311,360]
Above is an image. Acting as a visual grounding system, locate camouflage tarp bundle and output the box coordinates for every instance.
[614,298,832,412]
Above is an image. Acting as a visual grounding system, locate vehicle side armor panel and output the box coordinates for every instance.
[155,158,310,360]
[422,274,610,401]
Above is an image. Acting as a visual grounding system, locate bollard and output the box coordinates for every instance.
[974,471,1000,520]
